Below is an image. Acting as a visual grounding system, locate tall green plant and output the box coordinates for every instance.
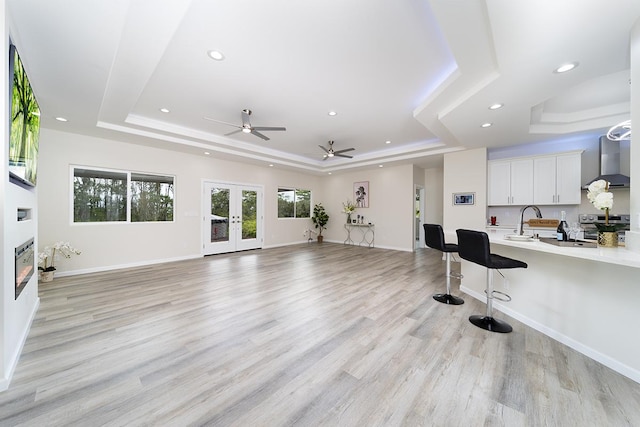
[311,203,329,236]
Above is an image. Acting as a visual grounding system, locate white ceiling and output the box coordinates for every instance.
[7,0,640,174]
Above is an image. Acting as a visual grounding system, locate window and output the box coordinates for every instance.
[74,168,127,222]
[73,167,174,223]
[278,187,311,218]
[130,173,174,222]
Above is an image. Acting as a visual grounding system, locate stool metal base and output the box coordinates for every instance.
[469,315,512,333]
[433,293,464,305]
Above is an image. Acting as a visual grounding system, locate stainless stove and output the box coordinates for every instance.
[579,213,630,242]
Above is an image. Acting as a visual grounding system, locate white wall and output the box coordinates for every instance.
[321,164,415,251]
[1,3,40,391]
[37,128,324,274]
[443,148,488,235]
[424,167,443,225]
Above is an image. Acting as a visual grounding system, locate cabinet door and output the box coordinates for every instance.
[510,158,534,205]
[488,161,511,205]
[555,153,581,204]
[533,156,557,204]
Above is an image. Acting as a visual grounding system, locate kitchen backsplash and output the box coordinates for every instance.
[486,188,630,226]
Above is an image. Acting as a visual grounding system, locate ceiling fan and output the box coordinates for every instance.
[319,140,355,160]
[203,109,286,141]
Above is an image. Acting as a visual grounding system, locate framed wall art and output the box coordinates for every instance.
[354,181,369,208]
[453,192,475,205]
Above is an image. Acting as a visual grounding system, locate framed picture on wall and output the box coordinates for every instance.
[354,181,369,208]
[453,192,475,205]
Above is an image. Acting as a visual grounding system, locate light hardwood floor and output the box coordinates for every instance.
[2,243,640,426]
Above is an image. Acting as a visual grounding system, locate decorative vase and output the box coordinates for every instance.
[598,231,618,248]
[347,213,351,224]
[40,270,55,282]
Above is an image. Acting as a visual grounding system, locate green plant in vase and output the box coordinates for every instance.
[312,203,329,243]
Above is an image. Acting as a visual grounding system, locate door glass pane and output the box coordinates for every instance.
[242,190,257,240]
[210,188,230,243]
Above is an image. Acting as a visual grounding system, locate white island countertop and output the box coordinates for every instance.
[490,236,640,269]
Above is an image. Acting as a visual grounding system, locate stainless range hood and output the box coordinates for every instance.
[584,136,630,188]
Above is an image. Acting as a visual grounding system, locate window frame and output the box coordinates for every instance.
[70,165,176,225]
[277,187,312,219]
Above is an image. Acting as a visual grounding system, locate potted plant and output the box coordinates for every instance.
[586,179,625,247]
[342,199,356,224]
[38,241,81,282]
[311,203,329,243]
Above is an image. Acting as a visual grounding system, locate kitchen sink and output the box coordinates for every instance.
[538,237,597,248]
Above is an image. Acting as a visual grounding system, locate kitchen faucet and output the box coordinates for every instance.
[516,205,542,235]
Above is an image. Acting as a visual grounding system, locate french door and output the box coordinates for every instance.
[203,182,263,255]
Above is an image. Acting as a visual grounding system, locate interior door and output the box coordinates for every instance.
[203,182,262,255]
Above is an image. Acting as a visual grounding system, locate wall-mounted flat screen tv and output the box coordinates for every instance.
[8,42,40,187]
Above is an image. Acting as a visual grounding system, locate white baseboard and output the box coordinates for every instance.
[461,285,640,384]
[55,254,202,278]
[1,297,40,392]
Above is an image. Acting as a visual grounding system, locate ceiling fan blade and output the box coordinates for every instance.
[322,155,329,161]
[333,148,355,154]
[252,126,286,132]
[225,129,243,136]
[318,145,330,154]
[203,116,241,128]
[251,130,270,141]
[335,153,353,159]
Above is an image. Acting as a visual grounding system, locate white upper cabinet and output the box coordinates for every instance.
[533,153,582,205]
[488,158,533,206]
[489,151,582,207]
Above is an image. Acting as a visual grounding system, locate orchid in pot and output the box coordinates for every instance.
[342,199,356,224]
[38,241,81,281]
[586,179,624,246]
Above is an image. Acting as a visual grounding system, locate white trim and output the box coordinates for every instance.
[461,285,640,385]
[0,298,40,392]
[53,254,202,278]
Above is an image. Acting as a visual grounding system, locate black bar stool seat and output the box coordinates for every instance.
[424,224,464,305]
[456,229,527,333]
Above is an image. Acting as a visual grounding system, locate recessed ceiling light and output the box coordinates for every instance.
[327,172,332,175]
[554,62,578,73]
[379,165,383,168]
[488,103,503,110]
[328,111,337,116]
[55,117,68,122]
[204,151,210,155]
[269,164,274,167]
[481,122,492,128]
[207,50,225,61]
[385,140,391,144]
[159,108,170,113]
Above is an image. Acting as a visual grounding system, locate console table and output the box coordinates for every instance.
[344,223,375,248]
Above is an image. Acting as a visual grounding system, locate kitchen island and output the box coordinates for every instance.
[458,234,640,384]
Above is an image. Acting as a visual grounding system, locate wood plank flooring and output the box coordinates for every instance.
[2,243,640,426]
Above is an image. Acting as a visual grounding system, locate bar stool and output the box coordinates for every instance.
[455,229,527,333]
[423,224,464,305]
